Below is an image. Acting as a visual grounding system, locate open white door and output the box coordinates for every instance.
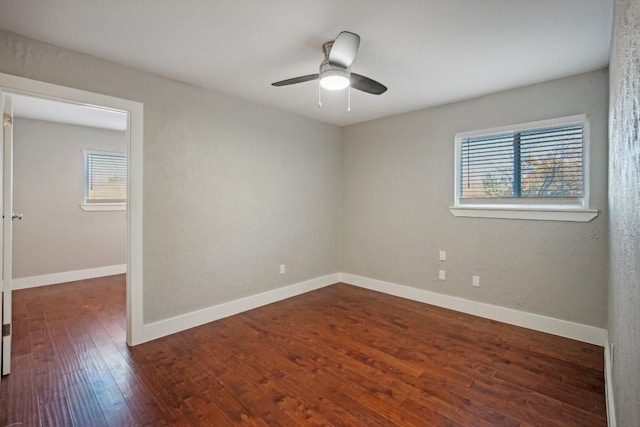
[1,91,15,377]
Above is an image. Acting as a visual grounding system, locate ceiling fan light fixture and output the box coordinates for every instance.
[319,69,350,91]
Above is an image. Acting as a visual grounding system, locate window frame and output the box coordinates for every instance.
[80,149,127,212]
[450,114,598,222]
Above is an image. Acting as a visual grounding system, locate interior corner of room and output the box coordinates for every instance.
[0,0,638,424]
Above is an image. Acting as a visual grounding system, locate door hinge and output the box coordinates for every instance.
[3,113,12,128]
[1,323,9,337]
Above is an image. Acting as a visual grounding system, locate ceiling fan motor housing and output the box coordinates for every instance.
[319,41,351,90]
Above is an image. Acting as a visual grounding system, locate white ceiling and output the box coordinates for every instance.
[0,0,613,127]
[11,94,128,131]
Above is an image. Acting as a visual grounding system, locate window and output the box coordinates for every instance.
[81,150,127,211]
[451,115,597,221]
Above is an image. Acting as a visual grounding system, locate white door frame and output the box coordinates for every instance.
[1,92,14,376]
[0,72,144,347]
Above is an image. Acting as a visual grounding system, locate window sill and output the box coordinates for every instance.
[80,203,126,212]
[449,206,598,222]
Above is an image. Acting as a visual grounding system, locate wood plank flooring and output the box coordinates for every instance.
[0,275,606,426]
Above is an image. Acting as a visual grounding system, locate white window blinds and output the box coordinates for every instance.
[84,151,127,204]
[459,123,584,199]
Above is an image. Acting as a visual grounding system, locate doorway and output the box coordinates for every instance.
[0,73,143,378]
[12,94,128,288]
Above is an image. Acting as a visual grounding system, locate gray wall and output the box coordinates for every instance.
[0,30,342,323]
[0,30,612,334]
[342,69,609,327]
[13,118,126,278]
[608,0,640,424]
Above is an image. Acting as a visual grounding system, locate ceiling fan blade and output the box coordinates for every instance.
[350,73,387,95]
[329,31,360,68]
[272,74,319,86]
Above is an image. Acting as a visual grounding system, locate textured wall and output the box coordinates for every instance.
[0,31,342,323]
[342,70,609,327]
[13,118,126,278]
[608,0,640,424]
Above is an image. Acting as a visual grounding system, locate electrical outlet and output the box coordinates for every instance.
[280,264,286,274]
[472,275,480,287]
[439,250,446,261]
[438,270,446,280]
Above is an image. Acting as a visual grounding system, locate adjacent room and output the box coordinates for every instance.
[11,94,128,290]
[0,0,638,426]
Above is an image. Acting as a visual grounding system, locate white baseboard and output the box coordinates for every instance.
[136,270,607,349]
[12,264,127,290]
[139,273,340,345]
[340,273,608,346]
[604,342,617,427]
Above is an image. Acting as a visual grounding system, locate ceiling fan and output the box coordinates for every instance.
[272,31,388,99]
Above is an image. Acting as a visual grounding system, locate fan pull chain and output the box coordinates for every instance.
[347,86,351,112]
[318,84,322,108]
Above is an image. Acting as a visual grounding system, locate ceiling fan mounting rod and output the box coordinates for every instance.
[322,41,334,58]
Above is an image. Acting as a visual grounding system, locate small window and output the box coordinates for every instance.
[451,115,597,221]
[83,150,127,208]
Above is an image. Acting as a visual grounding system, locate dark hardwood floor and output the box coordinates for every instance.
[0,275,606,426]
